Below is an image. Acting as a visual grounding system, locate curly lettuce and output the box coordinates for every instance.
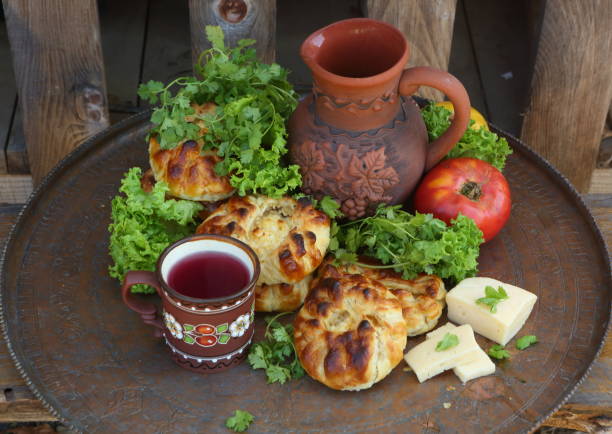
[108,167,203,293]
[421,103,512,171]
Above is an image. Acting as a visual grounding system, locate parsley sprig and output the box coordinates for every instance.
[476,285,509,313]
[488,344,511,360]
[330,205,483,283]
[435,333,459,351]
[225,410,254,432]
[248,312,304,384]
[138,26,301,197]
[516,335,538,350]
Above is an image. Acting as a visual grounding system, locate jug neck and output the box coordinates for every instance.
[300,18,410,132]
[311,75,402,131]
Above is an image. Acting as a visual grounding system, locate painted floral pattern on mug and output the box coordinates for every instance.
[163,312,183,340]
[163,307,255,347]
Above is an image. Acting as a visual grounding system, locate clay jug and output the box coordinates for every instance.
[288,18,470,218]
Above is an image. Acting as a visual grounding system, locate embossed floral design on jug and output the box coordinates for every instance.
[288,18,470,218]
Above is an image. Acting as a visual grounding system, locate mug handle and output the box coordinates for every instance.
[399,66,470,171]
[121,271,164,337]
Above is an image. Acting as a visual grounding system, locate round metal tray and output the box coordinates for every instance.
[1,112,610,433]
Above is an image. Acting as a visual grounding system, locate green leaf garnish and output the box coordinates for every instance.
[225,409,254,432]
[421,103,513,171]
[247,312,304,384]
[108,167,203,293]
[515,335,538,350]
[329,205,484,283]
[488,344,511,360]
[476,285,509,313]
[435,333,459,352]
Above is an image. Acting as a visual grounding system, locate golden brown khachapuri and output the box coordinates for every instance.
[294,274,407,390]
[316,259,446,336]
[148,102,234,202]
[196,195,330,311]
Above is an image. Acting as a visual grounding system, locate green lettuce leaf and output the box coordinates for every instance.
[108,167,203,293]
[421,103,512,171]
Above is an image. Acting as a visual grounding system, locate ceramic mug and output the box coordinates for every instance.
[121,234,260,373]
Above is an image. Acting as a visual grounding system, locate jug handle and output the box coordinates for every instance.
[399,66,470,171]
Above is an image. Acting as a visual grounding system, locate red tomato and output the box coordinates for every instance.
[413,158,511,242]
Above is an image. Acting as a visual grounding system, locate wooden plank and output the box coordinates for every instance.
[590,169,612,195]
[3,0,110,185]
[447,0,487,117]
[0,205,55,422]
[0,16,16,175]
[5,104,27,174]
[541,404,612,432]
[520,1,612,193]
[365,0,457,102]
[188,0,276,68]
[0,174,32,204]
[275,0,361,92]
[463,0,533,136]
[140,0,192,91]
[98,0,149,110]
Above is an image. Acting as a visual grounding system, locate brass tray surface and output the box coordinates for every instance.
[1,111,610,433]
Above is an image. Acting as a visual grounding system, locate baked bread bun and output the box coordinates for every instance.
[196,195,330,311]
[148,103,234,202]
[254,275,312,312]
[294,274,407,390]
[317,259,446,336]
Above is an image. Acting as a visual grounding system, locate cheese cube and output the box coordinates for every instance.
[447,277,537,346]
[425,322,495,383]
[404,324,480,383]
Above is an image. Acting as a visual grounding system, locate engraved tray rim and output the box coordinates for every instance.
[1,110,610,433]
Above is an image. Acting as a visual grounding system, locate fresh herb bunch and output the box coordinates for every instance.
[421,103,512,171]
[225,410,254,432]
[248,312,304,384]
[138,26,301,197]
[476,285,509,313]
[108,168,203,293]
[330,205,484,283]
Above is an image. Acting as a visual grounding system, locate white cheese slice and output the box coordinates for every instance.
[453,348,495,383]
[404,324,480,383]
[426,323,458,341]
[425,322,496,383]
[446,277,537,346]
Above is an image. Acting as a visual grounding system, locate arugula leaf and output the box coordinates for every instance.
[225,410,254,432]
[330,205,483,283]
[476,285,509,313]
[108,168,203,293]
[488,344,511,360]
[248,312,304,384]
[138,26,300,198]
[515,335,538,350]
[421,103,512,171]
[435,333,459,351]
